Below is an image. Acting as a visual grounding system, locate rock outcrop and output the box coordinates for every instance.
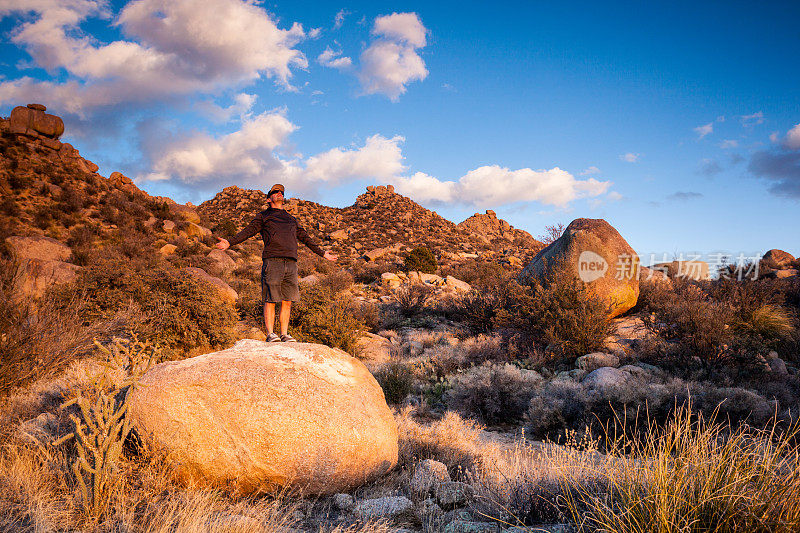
[762,249,795,270]
[5,235,80,300]
[520,218,639,318]
[126,340,398,494]
[457,210,542,249]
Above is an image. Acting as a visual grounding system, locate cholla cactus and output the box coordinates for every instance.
[54,336,156,518]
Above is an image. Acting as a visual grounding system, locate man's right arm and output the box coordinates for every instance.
[225,213,263,247]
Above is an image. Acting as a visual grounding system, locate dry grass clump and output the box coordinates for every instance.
[565,406,800,532]
[395,407,485,477]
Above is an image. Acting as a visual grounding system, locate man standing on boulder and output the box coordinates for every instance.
[215,184,337,342]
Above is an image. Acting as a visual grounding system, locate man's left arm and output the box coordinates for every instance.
[297,223,337,262]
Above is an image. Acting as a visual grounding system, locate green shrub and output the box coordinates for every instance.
[376,360,415,404]
[404,246,437,274]
[52,256,237,352]
[211,219,238,237]
[441,259,510,291]
[290,284,364,353]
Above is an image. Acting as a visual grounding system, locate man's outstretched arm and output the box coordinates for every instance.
[216,213,263,250]
[297,224,338,262]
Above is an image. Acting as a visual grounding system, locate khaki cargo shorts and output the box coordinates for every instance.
[261,257,300,303]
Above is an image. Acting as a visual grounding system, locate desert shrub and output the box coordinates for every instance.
[446,363,543,425]
[351,260,395,284]
[58,186,84,213]
[396,282,434,317]
[441,259,510,291]
[67,223,101,248]
[640,278,733,361]
[375,360,415,404]
[641,277,798,365]
[566,405,800,533]
[395,407,484,477]
[290,284,364,353]
[234,279,263,325]
[536,222,565,246]
[0,259,140,397]
[319,269,354,293]
[403,246,437,274]
[523,370,791,443]
[448,287,507,334]
[0,197,19,217]
[8,173,32,190]
[51,257,237,352]
[348,299,382,333]
[210,218,237,237]
[502,275,614,360]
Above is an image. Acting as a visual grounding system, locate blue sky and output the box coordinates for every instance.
[1,0,798,263]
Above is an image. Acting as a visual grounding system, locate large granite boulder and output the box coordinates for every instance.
[126,340,398,494]
[5,235,79,300]
[182,267,238,305]
[9,104,64,138]
[520,218,639,318]
[6,235,72,262]
[13,259,80,300]
[762,249,795,270]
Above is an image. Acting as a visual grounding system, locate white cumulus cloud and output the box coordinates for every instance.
[741,111,764,126]
[620,152,640,163]
[317,47,352,70]
[141,111,299,185]
[785,123,800,150]
[0,0,307,114]
[694,122,713,139]
[391,165,611,208]
[301,134,406,183]
[358,12,428,101]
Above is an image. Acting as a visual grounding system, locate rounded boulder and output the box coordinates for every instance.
[520,218,639,318]
[126,340,398,494]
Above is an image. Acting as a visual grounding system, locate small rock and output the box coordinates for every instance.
[583,367,628,391]
[769,358,788,375]
[576,352,619,372]
[159,243,177,255]
[353,496,413,520]
[163,220,176,233]
[411,459,451,495]
[435,481,474,509]
[333,493,354,511]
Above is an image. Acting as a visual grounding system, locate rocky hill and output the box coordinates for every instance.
[199,184,543,271]
[1,103,543,277]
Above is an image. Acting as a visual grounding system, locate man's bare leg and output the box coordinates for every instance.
[279,300,292,336]
[263,302,276,334]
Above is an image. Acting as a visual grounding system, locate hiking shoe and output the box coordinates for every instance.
[280,334,297,343]
[266,333,281,342]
